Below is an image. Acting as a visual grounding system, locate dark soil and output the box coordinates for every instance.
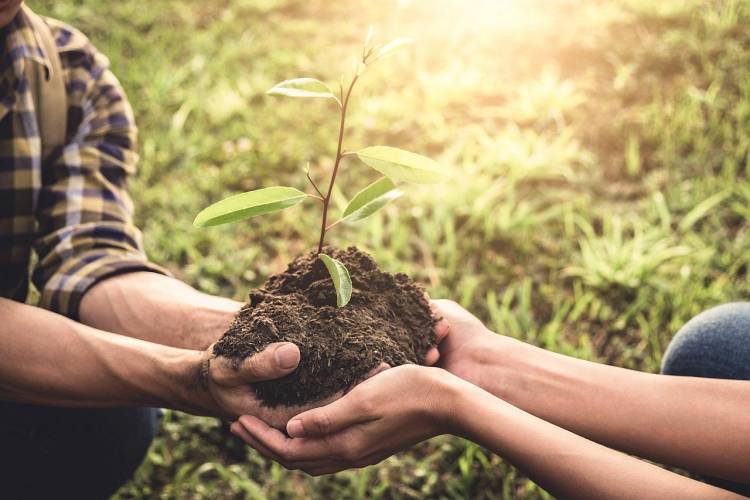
[213,246,437,407]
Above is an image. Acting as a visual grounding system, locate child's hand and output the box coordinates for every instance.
[231,364,465,475]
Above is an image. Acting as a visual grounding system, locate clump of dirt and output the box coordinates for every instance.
[213,246,436,407]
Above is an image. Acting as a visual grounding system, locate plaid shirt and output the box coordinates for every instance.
[0,8,165,319]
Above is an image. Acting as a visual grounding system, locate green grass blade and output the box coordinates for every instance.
[678,190,731,232]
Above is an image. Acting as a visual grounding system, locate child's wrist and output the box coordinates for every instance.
[429,369,479,434]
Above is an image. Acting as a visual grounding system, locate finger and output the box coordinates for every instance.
[239,415,309,459]
[356,447,404,469]
[280,458,347,474]
[366,362,389,379]
[301,446,396,476]
[306,441,418,476]
[430,301,451,342]
[343,363,389,395]
[241,415,346,462]
[211,342,300,385]
[232,420,302,470]
[286,393,371,438]
[230,421,286,464]
[423,347,440,366]
[435,317,450,342]
[305,465,350,476]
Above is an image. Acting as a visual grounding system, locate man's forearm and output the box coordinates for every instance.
[79,272,242,350]
[449,381,740,500]
[472,337,750,482]
[0,298,211,413]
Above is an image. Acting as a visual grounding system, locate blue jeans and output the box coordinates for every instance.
[661,302,750,496]
[0,403,158,499]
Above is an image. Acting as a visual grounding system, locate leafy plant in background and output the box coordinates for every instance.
[194,30,442,307]
[564,215,692,291]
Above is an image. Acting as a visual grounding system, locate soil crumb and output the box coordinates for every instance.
[213,246,436,407]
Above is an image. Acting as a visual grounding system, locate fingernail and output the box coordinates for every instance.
[287,419,305,437]
[275,343,299,370]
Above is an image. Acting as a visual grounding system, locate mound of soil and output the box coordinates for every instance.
[213,246,436,407]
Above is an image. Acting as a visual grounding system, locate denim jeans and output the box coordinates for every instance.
[661,302,750,496]
[0,403,158,499]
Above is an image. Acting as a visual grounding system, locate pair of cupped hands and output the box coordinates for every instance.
[203,299,493,476]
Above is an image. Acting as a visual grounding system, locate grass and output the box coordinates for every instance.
[33,0,750,497]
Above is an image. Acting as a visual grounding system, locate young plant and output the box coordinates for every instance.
[194,31,443,307]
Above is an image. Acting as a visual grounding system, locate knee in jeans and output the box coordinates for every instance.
[661,302,750,379]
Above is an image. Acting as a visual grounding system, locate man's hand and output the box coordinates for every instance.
[189,342,303,424]
[0,298,300,422]
[214,300,448,434]
[230,364,463,475]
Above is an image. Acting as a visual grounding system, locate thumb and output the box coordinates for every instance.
[365,362,390,379]
[287,391,373,438]
[210,342,300,386]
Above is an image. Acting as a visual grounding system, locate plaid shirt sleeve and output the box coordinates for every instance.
[31,24,168,319]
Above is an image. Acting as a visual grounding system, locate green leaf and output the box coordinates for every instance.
[266,78,341,106]
[372,37,412,61]
[194,186,306,227]
[356,146,443,184]
[341,177,403,223]
[318,254,353,307]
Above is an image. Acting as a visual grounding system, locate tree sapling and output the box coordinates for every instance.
[194,32,443,420]
[194,31,443,307]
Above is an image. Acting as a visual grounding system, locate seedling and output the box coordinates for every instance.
[194,30,443,307]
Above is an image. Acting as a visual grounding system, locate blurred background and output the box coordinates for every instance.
[34,0,750,498]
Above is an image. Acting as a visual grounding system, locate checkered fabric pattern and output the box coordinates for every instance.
[0,8,166,319]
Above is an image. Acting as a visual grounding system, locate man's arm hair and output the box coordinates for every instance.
[0,298,203,411]
[79,272,241,350]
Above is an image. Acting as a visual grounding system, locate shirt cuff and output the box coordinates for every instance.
[38,249,170,320]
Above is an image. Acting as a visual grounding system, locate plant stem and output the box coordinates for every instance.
[317,74,359,254]
[307,171,325,199]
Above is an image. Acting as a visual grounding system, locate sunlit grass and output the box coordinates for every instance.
[32,0,750,497]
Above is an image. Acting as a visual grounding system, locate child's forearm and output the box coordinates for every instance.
[450,382,742,500]
[463,336,750,482]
